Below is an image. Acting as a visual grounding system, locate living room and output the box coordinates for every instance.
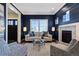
[1,2,79,56]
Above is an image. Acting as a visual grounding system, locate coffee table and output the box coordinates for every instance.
[33,38,45,46]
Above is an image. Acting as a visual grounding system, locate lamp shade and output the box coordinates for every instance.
[52,27,55,31]
[23,27,27,32]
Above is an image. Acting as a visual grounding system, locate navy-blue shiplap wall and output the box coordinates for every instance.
[54,3,79,40]
[56,3,79,25]
[21,15,56,38]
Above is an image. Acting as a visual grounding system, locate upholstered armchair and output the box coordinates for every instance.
[50,39,79,56]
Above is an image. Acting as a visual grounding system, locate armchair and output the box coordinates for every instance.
[50,39,79,56]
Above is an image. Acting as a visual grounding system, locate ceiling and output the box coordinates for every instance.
[8,8,18,19]
[13,3,65,15]
[8,8,17,15]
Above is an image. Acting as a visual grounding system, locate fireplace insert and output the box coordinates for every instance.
[62,30,72,43]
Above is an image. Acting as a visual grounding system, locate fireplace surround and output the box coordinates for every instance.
[59,22,79,45]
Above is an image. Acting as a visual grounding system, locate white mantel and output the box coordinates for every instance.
[58,22,79,45]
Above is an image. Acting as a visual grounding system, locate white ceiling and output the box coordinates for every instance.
[8,8,18,19]
[13,3,65,15]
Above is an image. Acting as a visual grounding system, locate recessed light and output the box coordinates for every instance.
[51,8,54,10]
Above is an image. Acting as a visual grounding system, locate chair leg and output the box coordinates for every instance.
[32,39,36,46]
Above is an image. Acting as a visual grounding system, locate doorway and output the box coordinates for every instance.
[8,8,18,43]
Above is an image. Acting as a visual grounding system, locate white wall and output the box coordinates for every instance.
[8,13,18,19]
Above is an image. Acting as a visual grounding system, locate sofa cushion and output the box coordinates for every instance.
[29,31,35,36]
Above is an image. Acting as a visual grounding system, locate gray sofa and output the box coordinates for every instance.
[25,32,52,41]
[0,38,27,56]
[43,33,52,41]
[50,39,79,56]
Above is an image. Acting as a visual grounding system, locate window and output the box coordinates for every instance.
[39,20,48,32]
[8,20,17,25]
[10,21,13,25]
[8,21,13,25]
[30,20,39,32]
[63,10,70,22]
[15,21,17,25]
[30,19,48,32]
[55,17,59,24]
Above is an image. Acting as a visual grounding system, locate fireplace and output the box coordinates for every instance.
[62,30,72,43]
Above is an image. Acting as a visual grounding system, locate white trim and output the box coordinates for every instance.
[6,4,8,43]
[58,22,79,45]
[59,22,79,27]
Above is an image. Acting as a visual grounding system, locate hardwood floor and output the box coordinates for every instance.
[24,43,52,56]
